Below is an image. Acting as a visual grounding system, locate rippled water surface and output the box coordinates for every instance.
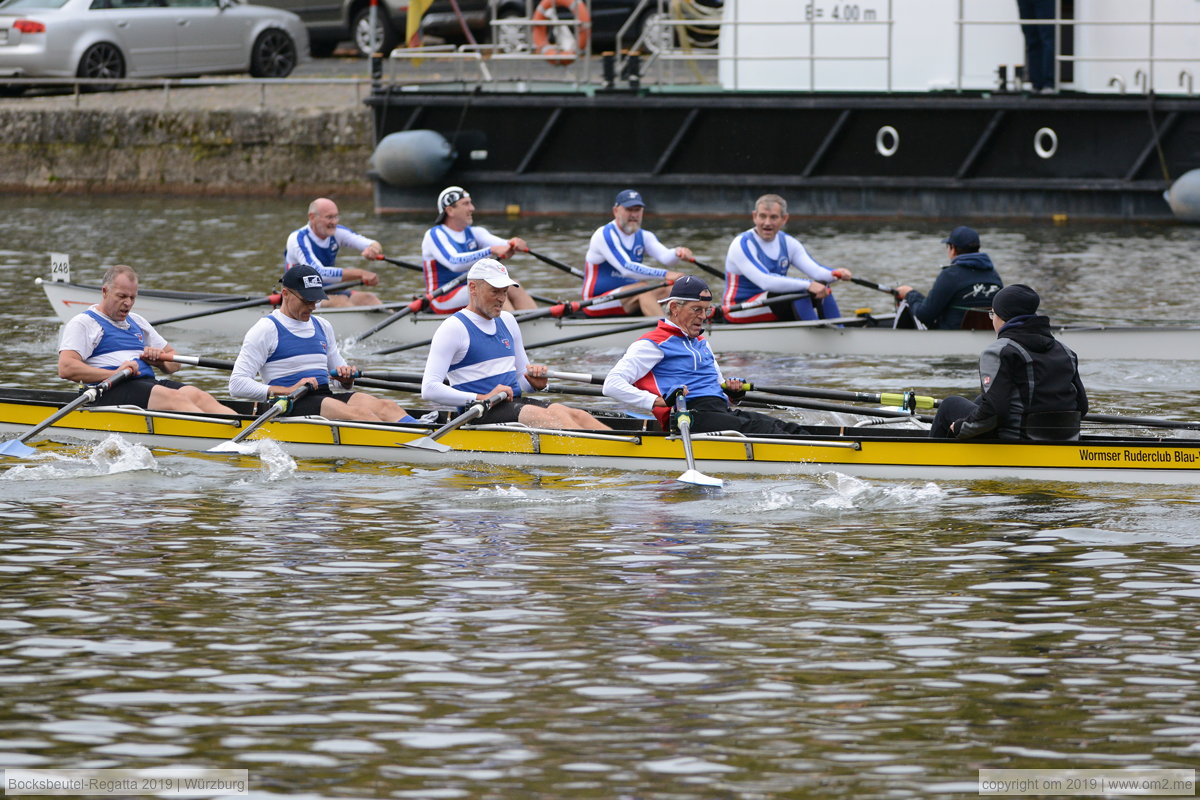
[1,196,1199,799]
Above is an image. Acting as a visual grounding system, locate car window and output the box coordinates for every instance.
[165,0,221,7]
[94,0,167,7]
[1,0,71,9]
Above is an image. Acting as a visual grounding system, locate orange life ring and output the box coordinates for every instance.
[532,0,591,66]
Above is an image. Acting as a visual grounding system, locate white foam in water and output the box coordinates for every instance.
[231,440,297,482]
[1,435,156,481]
[811,472,946,509]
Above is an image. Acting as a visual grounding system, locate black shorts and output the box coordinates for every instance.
[280,384,356,417]
[90,376,185,407]
[474,396,549,425]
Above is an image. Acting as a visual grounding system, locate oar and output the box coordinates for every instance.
[352,272,471,343]
[714,291,810,321]
[514,280,670,323]
[850,277,900,297]
[671,391,723,487]
[1083,413,1200,432]
[208,384,311,454]
[739,382,939,411]
[375,255,424,273]
[683,257,725,280]
[0,368,135,457]
[525,320,654,351]
[403,391,510,452]
[166,354,235,371]
[521,248,585,279]
[148,280,363,326]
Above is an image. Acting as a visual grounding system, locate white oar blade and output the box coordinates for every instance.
[0,439,39,458]
[402,436,452,453]
[677,468,724,488]
[207,440,261,454]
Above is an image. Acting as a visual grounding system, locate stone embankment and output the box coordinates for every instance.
[0,79,377,198]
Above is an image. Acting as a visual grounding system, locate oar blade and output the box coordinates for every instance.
[0,439,39,458]
[402,435,451,453]
[677,468,724,487]
[207,439,261,454]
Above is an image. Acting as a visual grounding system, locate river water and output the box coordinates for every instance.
[1,195,1199,800]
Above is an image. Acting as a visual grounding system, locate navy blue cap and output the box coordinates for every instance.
[942,225,981,249]
[614,189,645,208]
[661,275,712,304]
[281,265,327,302]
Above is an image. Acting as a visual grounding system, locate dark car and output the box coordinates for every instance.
[255,0,407,56]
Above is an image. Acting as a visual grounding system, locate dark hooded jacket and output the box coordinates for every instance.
[957,314,1089,440]
[904,251,1003,330]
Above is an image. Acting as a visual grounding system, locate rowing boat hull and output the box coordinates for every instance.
[40,279,1200,360]
[2,388,1197,484]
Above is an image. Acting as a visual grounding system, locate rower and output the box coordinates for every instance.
[421,186,537,314]
[893,226,1003,330]
[284,197,384,308]
[930,284,1088,441]
[57,265,235,414]
[421,259,609,430]
[603,275,813,436]
[721,193,852,323]
[229,265,417,423]
[581,189,692,317]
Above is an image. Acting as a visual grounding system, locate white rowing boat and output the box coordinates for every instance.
[2,387,1199,484]
[39,278,1200,360]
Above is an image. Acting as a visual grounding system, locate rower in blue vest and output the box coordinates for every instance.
[284,197,384,307]
[420,186,537,314]
[581,189,692,317]
[604,275,812,436]
[421,259,609,430]
[57,264,234,413]
[229,265,416,422]
[722,193,853,323]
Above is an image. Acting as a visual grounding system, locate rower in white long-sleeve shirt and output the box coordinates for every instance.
[421,259,609,431]
[722,193,852,323]
[230,265,415,423]
[582,189,691,317]
[420,186,537,314]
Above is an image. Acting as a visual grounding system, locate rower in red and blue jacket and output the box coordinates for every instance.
[722,193,852,323]
[604,275,811,436]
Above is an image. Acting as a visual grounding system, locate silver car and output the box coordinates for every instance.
[0,0,309,81]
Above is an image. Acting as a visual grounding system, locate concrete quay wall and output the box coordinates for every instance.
[0,105,374,197]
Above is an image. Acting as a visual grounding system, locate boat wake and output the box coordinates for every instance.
[0,434,156,481]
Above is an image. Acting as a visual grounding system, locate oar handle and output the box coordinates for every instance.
[94,367,135,392]
[546,370,603,385]
[166,354,236,371]
[684,257,725,280]
[375,255,424,272]
[522,248,585,279]
[850,277,899,296]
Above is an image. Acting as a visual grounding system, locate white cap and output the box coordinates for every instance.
[467,258,520,288]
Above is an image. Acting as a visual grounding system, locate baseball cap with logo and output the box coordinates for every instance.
[281,265,327,302]
[435,185,469,224]
[614,189,645,208]
[660,275,712,304]
[467,258,520,288]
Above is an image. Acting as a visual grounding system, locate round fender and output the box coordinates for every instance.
[370,130,456,187]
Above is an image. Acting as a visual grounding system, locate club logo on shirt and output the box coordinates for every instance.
[780,258,790,269]
[982,375,992,388]
[501,338,511,349]
[633,245,645,260]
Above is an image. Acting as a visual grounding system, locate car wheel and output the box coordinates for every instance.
[249,29,298,78]
[352,6,398,56]
[76,42,125,86]
[494,8,530,54]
